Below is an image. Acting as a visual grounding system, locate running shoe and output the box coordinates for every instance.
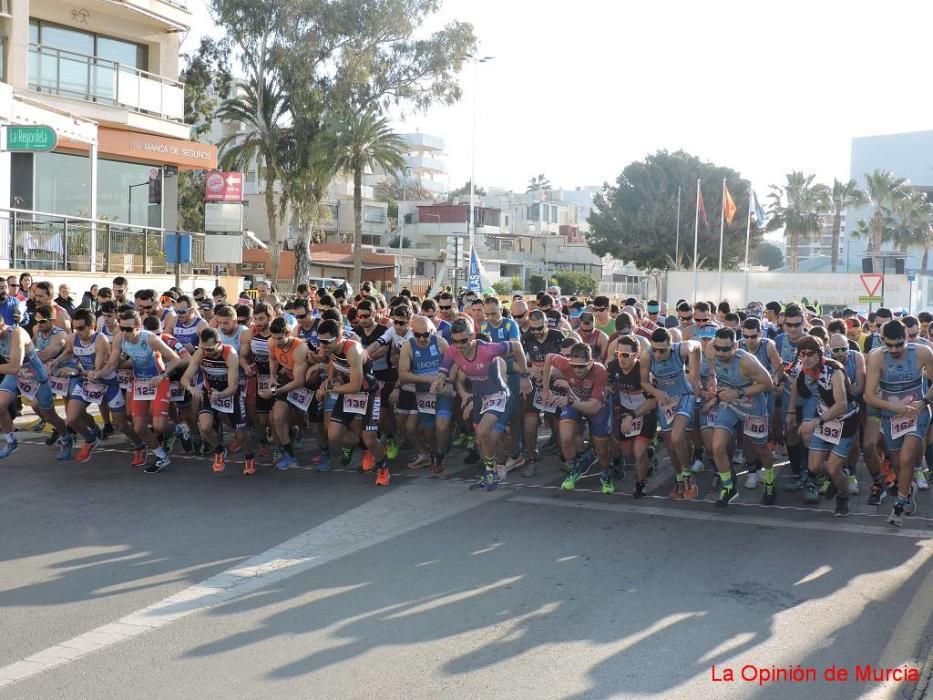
[0,439,18,459]
[915,469,930,491]
[212,449,227,473]
[243,457,256,476]
[834,496,850,517]
[45,428,60,446]
[56,436,73,461]
[783,475,806,492]
[229,438,242,453]
[431,455,445,474]
[683,476,699,500]
[408,453,432,470]
[485,470,501,491]
[272,447,283,464]
[452,433,469,448]
[888,501,906,527]
[312,452,331,472]
[867,482,886,506]
[744,471,759,489]
[633,481,647,499]
[669,480,686,500]
[600,474,614,495]
[177,424,193,453]
[504,454,526,472]
[848,474,859,496]
[375,466,390,486]
[761,481,776,506]
[732,449,745,466]
[714,484,738,508]
[385,438,399,460]
[361,450,375,472]
[823,480,837,500]
[131,447,148,468]
[561,470,582,491]
[162,431,176,455]
[469,471,492,490]
[340,445,355,466]
[145,454,171,474]
[275,452,296,471]
[101,422,115,440]
[803,481,821,504]
[690,458,704,474]
[76,438,99,464]
[30,418,47,433]
[496,463,508,481]
[521,459,536,478]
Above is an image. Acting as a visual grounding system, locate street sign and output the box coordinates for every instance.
[163,233,192,264]
[205,202,243,232]
[3,125,57,152]
[860,273,883,297]
[858,295,883,303]
[907,271,917,282]
[204,171,243,202]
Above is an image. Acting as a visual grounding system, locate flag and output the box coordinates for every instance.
[697,190,708,227]
[723,185,737,225]
[753,191,766,228]
[468,247,495,295]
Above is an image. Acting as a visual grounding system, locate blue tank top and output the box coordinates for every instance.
[0,328,48,382]
[715,348,768,415]
[650,342,692,397]
[879,346,924,417]
[220,325,246,354]
[122,329,159,378]
[173,317,202,348]
[73,332,116,379]
[699,350,713,390]
[741,338,774,373]
[845,349,858,384]
[481,318,519,372]
[34,326,64,353]
[409,336,442,392]
[776,333,804,404]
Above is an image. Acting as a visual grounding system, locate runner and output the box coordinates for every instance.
[520,309,565,476]
[262,317,311,470]
[480,296,525,473]
[739,317,783,488]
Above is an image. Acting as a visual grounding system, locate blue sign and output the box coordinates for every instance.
[907,271,916,282]
[164,232,192,264]
[468,247,482,293]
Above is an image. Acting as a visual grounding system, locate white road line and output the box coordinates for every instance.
[510,495,933,539]
[0,480,505,690]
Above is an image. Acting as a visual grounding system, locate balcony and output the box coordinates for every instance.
[405,153,445,174]
[28,44,184,122]
[401,133,444,152]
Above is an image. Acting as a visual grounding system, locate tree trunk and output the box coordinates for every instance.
[790,230,799,272]
[264,173,279,287]
[294,214,314,289]
[831,211,841,273]
[923,246,929,272]
[351,167,363,289]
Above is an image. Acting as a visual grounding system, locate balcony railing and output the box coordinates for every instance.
[0,208,208,275]
[28,44,185,122]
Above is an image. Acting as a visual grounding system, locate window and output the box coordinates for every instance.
[550,206,558,223]
[362,234,382,246]
[363,206,385,224]
[245,171,256,183]
[529,203,539,221]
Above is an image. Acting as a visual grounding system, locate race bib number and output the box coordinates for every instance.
[287,387,314,412]
[481,391,508,415]
[743,414,769,438]
[623,415,643,438]
[48,375,69,396]
[209,391,235,414]
[257,375,272,394]
[416,392,436,415]
[81,381,107,405]
[344,392,369,415]
[704,409,719,428]
[169,381,185,403]
[133,376,161,401]
[890,414,917,440]
[661,401,679,425]
[532,388,561,414]
[16,378,37,400]
[815,419,843,445]
[117,369,133,391]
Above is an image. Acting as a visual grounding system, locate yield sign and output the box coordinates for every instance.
[860,273,883,297]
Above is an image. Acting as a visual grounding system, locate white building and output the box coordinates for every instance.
[398,132,448,198]
[783,214,846,265]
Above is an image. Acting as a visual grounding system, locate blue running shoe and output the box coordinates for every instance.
[56,437,73,461]
[275,453,297,471]
[485,470,501,491]
[0,439,17,459]
[469,471,491,490]
[314,452,331,472]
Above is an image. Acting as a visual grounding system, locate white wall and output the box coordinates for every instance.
[664,270,912,310]
[0,270,243,296]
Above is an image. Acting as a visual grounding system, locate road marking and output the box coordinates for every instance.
[509,495,933,539]
[0,480,504,690]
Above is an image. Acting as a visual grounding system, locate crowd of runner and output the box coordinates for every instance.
[0,272,929,528]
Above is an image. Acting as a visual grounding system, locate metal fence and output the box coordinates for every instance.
[0,208,208,275]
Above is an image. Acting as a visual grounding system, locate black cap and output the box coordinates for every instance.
[199,299,215,311]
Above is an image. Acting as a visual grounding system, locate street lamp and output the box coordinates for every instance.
[468,54,494,258]
[127,180,149,226]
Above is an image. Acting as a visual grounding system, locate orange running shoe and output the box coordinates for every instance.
[683,476,698,500]
[76,439,99,464]
[212,449,226,473]
[131,448,147,468]
[670,480,685,500]
[375,466,390,486]
[243,457,256,476]
[361,450,375,473]
[229,438,242,453]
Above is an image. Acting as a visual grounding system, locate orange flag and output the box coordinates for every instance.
[723,185,737,225]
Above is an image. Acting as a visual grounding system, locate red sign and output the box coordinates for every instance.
[860,273,883,297]
[204,171,243,202]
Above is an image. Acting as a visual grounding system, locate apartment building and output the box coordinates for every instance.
[0,0,217,251]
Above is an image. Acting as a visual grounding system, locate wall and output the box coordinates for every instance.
[664,270,912,309]
[0,269,243,296]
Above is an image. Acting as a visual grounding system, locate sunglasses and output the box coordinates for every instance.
[413,331,432,339]
[784,321,803,328]
[712,345,733,353]
[679,315,693,322]
[8,284,17,288]
[439,305,452,311]
[393,319,408,326]
[593,307,607,312]
[830,347,848,354]
[512,313,526,319]
[742,334,759,340]
[797,349,818,357]
[453,337,470,345]
[652,346,670,353]
[694,316,710,323]
[884,341,905,349]
[119,325,136,332]
[529,325,546,332]
[570,363,591,370]
[357,313,371,319]
[35,318,50,324]
[617,351,636,358]
[317,336,336,345]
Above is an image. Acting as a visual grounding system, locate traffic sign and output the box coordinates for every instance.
[860,273,883,297]
[204,171,243,202]
[858,295,883,303]
[907,271,917,282]
[163,233,192,264]
[3,125,57,152]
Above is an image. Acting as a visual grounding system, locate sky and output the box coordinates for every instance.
[185,0,933,199]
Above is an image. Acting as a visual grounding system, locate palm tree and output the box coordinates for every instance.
[863,169,909,258]
[216,76,290,285]
[766,172,830,272]
[527,173,551,194]
[327,109,406,288]
[828,178,867,272]
[889,192,933,269]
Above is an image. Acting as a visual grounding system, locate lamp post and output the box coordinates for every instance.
[127,180,149,226]
[468,55,494,257]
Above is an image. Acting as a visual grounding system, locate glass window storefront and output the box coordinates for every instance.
[33,152,162,226]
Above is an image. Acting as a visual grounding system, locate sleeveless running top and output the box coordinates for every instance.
[879,345,924,418]
[73,332,115,379]
[608,358,647,413]
[173,316,202,348]
[0,328,48,382]
[741,338,775,373]
[122,330,161,378]
[798,359,859,435]
[408,336,443,392]
[250,326,272,376]
[34,326,64,353]
[329,339,375,392]
[201,344,234,391]
[650,342,692,397]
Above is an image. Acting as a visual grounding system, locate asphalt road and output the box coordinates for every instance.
[1,426,931,700]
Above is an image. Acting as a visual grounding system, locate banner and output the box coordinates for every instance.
[468,247,495,295]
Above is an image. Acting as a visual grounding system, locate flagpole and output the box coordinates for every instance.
[675,185,682,266]
[717,178,726,302]
[692,179,700,300]
[743,190,753,304]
